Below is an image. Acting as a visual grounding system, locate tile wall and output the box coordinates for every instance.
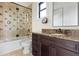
[0,2,32,40]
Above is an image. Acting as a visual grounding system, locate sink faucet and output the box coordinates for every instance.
[58,28,62,33]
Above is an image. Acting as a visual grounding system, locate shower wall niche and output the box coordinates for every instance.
[0,2,32,39]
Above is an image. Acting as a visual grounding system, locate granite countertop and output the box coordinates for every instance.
[33,32,79,42]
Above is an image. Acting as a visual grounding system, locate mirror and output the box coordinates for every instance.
[53,2,78,26]
[53,8,63,26]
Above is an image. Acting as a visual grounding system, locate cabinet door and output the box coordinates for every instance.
[49,47,56,56]
[56,46,79,56]
[41,44,49,56]
[32,33,41,56]
[54,38,79,53]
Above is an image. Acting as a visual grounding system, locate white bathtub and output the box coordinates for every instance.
[0,36,32,55]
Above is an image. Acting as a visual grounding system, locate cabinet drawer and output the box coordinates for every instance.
[32,33,39,40]
[56,46,79,56]
[41,39,50,46]
[54,38,79,53]
[40,35,49,40]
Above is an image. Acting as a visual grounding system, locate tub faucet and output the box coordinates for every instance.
[16,34,19,37]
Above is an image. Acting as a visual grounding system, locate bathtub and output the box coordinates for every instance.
[0,36,32,55]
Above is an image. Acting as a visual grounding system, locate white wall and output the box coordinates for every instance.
[32,2,53,32]
[32,2,42,32]
[32,2,79,33]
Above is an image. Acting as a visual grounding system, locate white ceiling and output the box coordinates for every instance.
[15,2,33,7]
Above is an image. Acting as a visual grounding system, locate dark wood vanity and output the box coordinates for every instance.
[32,33,79,56]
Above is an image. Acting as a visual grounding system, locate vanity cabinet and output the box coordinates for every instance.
[56,46,79,56]
[32,33,79,56]
[40,35,56,56]
[49,46,56,56]
[54,38,79,53]
[32,33,41,56]
[41,44,49,56]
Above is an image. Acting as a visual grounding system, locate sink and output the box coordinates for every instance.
[48,34,65,38]
[42,32,65,38]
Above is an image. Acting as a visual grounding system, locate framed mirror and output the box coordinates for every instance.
[53,2,78,26]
